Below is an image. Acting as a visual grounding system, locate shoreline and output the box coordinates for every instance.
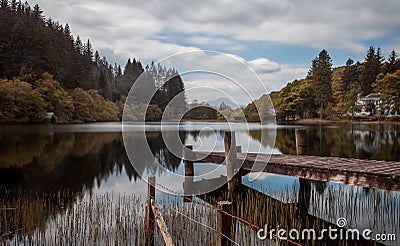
[293,118,400,125]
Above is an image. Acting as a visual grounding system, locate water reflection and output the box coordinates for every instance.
[0,123,399,245]
[250,124,400,160]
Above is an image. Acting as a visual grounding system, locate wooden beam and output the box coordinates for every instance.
[151,199,175,246]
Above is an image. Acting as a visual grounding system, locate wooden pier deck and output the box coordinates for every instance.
[194,151,400,192]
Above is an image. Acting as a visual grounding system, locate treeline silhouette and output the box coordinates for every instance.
[0,1,187,123]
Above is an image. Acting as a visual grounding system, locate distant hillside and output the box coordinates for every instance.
[206,97,245,109]
[246,47,400,121]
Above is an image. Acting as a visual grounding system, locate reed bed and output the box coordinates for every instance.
[1,183,399,245]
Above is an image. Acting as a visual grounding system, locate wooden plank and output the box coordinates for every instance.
[151,199,175,246]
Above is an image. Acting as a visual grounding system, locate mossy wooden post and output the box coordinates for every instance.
[183,145,194,202]
[145,176,156,245]
[295,128,311,213]
[217,201,233,246]
[224,131,241,191]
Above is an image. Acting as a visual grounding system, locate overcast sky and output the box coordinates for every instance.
[33,0,400,104]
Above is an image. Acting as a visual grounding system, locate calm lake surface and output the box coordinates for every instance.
[0,122,399,245]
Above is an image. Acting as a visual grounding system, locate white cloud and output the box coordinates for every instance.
[259,64,309,92]
[36,0,400,65]
[155,51,306,104]
[32,0,398,102]
[248,58,281,73]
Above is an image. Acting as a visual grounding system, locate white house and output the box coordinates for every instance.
[351,93,398,117]
[353,93,381,116]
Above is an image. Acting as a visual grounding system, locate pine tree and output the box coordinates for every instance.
[164,70,187,116]
[342,59,362,113]
[359,46,383,96]
[386,50,399,74]
[308,49,333,119]
[32,4,43,20]
[23,1,30,15]
[10,0,16,12]
[94,50,100,66]
[74,35,82,54]
[84,39,93,61]
[0,0,9,10]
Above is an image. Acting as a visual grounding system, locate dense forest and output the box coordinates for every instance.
[263,47,400,121]
[0,0,187,123]
[2,1,399,124]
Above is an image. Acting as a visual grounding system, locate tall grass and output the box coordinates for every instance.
[1,184,398,245]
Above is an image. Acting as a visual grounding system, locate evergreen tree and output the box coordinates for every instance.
[359,46,383,96]
[132,71,156,104]
[74,35,82,54]
[83,39,93,61]
[163,70,187,116]
[386,50,399,74]
[118,58,144,96]
[32,4,43,20]
[94,50,100,66]
[335,59,362,114]
[1,0,9,9]
[308,49,333,119]
[23,1,30,15]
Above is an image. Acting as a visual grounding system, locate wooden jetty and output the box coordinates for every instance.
[188,130,400,192]
[193,151,400,192]
[143,130,397,245]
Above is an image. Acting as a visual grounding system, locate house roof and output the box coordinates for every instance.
[360,93,380,101]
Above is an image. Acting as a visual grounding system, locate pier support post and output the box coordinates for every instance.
[145,176,156,245]
[183,145,194,201]
[183,145,194,176]
[224,131,241,192]
[295,128,311,213]
[217,201,234,246]
[295,128,308,155]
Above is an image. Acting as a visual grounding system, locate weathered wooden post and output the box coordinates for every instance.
[236,146,242,154]
[295,128,308,155]
[295,128,311,213]
[183,145,194,201]
[217,201,234,246]
[224,131,242,191]
[145,176,156,245]
[183,145,194,176]
[151,199,175,246]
